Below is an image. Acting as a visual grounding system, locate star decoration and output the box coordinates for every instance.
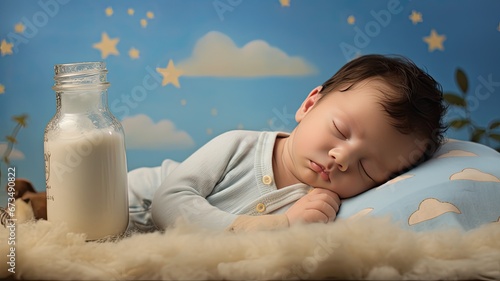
[279,0,290,7]
[128,8,135,16]
[347,15,355,25]
[0,84,5,94]
[211,108,218,116]
[141,19,148,28]
[423,29,446,52]
[129,47,140,59]
[105,7,113,16]
[156,60,183,88]
[146,11,155,19]
[14,23,25,33]
[409,10,422,25]
[92,32,120,59]
[0,40,13,56]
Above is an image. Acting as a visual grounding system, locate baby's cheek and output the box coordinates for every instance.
[336,181,370,199]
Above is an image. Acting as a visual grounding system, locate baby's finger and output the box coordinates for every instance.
[303,199,336,222]
[310,188,340,202]
[308,190,341,212]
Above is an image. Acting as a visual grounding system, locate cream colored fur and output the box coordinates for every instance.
[1,201,499,280]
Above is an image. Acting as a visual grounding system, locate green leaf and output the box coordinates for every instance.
[456,68,468,94]
[443,93,466,107]
[448,119,470,129]
[488,133,500,142]
[488,120,500,130]
[470,128,486,142]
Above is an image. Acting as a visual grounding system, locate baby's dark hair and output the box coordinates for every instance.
[319,54,448,168]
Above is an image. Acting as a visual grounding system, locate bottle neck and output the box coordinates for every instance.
[52,62,111,115]
[56,90,108,114]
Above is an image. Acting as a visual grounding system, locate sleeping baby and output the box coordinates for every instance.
[127,54,447,232]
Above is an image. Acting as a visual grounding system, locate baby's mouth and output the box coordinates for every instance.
[310,161,330,182]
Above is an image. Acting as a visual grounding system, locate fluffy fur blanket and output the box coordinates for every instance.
[1,200,500,280]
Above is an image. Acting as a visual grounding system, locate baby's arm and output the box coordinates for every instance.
[151,133,239,230]
[226,188,340,232]
[152,131,288,231]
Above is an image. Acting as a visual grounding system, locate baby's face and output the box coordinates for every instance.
[285,79,425,198]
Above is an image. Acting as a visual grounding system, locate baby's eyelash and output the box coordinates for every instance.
[360,161,376,183]
[333,121,347,140]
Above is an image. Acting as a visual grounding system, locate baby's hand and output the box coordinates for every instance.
[286,188,341,225]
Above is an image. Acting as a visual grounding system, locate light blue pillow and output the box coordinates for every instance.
[337,139,500,232]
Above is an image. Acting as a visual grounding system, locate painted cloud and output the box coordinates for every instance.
[376,174,414,189]
[121,114,195,150]
[450,168,500,182]
[437,150,477,158]
[408,198,461,225]
[177,31,316,77]
[348,208,374,220]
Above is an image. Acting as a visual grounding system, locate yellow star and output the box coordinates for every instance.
[128,8,135,16]
[423,29,446,52]
[0,84,5,94]
[1,40,14,56]
[105,7,113,17]
[146,11,154,19]
[140,19,148,28]
[92,32,120,59]
[156,60,183,88]
[211,108,218,116]
[347,15,355,25]
[14,22,25,33]
[279,0,290,7]
[409,10,422,25]
[129,47,140,59]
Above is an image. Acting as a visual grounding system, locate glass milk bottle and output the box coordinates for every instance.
[44,62,128,240]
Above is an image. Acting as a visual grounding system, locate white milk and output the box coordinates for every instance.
[44,129,128,240]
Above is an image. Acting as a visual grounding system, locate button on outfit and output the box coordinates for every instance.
[262,175,273,185]
[256,203,266,213]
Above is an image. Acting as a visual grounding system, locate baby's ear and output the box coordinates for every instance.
[295,86,323,122]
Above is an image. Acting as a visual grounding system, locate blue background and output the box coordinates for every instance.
[1,0,499,203]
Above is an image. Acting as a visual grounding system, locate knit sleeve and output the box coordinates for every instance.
[151,131,253,230]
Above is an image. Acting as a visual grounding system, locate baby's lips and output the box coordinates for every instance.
[310,161,330,182]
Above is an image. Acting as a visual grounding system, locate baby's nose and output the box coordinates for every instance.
[328,148,349,172]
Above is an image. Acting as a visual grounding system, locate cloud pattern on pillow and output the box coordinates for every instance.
[337,139,500,232]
